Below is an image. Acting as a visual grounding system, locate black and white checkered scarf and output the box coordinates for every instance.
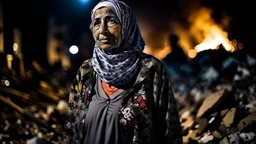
[91,0,145,86]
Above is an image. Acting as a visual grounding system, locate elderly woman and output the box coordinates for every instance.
[64,0,183,144]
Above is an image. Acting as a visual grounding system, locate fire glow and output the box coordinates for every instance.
[190,8,235,53]
[140,6,238,60]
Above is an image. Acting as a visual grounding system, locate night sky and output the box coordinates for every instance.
[1,0,255,68]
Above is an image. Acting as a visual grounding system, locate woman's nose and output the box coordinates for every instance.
[99,22,107,34]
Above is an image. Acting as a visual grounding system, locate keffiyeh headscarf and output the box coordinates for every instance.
[91,0,145,86]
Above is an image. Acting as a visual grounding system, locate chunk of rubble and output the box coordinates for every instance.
[222,107,248,128]
[239,132,255,142]
[196,89,229,118]
[219,137,229,144]
[198,132,214,143]
[229,131,240,144]
[237,113,256,131]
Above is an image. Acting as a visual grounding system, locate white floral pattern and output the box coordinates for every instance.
[122,108,134,121]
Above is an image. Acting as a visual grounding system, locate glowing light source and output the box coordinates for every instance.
[13,43,18,51]
[4,80,10,86]
[80,0,90,3]
[69,45,79,54]
[188,49,197,59]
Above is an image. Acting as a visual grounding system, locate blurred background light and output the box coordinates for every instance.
[80,0,90,4]
[69,45,79,54]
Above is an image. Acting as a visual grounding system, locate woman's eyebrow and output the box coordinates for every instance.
[93,12,117,19]
[106,13,116,17]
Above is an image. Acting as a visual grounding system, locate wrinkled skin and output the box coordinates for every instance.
[92,7,121,50]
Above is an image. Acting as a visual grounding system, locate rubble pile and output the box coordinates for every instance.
[171,51,256,143]
[0,65,70,144]
[178,82,256,143]
[0,49,256,144]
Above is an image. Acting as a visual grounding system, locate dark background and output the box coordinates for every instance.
[1,0,255,68]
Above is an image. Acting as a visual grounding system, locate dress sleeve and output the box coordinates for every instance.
[153,63,183,144]
[63,65,84,143]
[63,60,93,144]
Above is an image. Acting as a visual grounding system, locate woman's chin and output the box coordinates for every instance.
[99,45,117,51]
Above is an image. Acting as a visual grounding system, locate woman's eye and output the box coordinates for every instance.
[93,20,100,26]
[108,19,118,26]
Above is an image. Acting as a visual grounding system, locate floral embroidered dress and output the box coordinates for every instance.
[64,53,183,144]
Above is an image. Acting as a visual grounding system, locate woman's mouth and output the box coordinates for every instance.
[100,39,108,43]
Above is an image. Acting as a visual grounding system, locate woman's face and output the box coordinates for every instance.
[92,7,121,50]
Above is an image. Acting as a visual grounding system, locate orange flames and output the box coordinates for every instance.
[189,7,235,54]
[140,6,238,60]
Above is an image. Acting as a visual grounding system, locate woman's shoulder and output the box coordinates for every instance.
[140,52,165,68]
[79,59,93,69]
[77,59,94,77]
